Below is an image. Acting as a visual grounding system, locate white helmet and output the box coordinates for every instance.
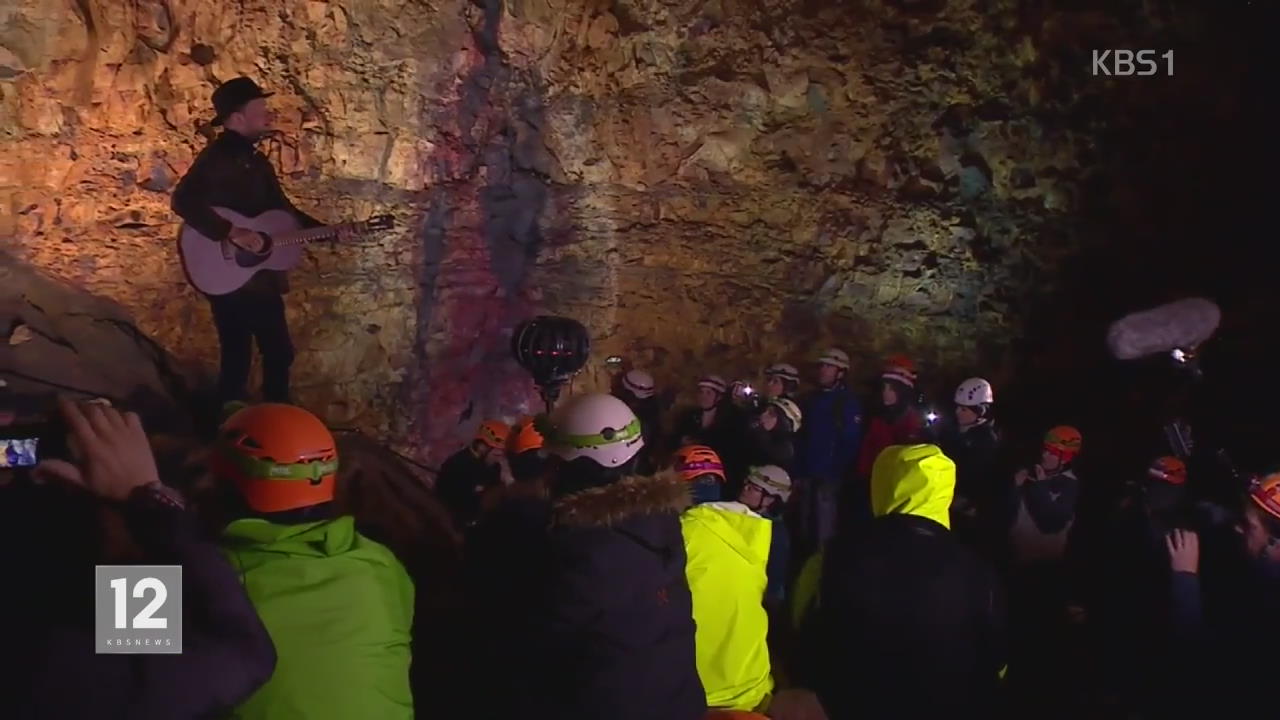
[767,398,802,432]
[746,465,793,502]
[546,393,645,468]
[816,348,850,371]
[954,377,995,406]
[764,363,801,384]
[698,375,728,394]
[622,369,656,399]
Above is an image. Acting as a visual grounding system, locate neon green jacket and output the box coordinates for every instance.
[681,501,775,711]
[221,516,415,720]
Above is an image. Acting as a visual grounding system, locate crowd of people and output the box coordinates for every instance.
[1,344,1278,719]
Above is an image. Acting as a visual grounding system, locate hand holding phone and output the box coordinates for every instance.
[34,397,160,501]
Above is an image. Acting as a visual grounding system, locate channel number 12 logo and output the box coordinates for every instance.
[95,565,183,654]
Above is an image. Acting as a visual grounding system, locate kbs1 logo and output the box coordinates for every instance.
[95,565,183,654]
[1092,50,1174,76]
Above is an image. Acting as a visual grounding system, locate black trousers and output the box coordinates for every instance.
[208,289,294,405]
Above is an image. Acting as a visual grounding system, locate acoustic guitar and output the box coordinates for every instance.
[179,206,394,296]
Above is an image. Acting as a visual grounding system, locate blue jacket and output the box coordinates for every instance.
[795,385,863,483]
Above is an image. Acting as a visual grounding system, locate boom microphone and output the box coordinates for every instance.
[1106,297,1221,360]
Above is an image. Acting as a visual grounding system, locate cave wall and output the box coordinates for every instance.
[0,0,1233,463]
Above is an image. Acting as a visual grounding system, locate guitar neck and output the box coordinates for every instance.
[272,224,350,247]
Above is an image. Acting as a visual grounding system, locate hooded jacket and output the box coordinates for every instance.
[221,515,415,720]
[530,473,705,720]
[681,501,775,711]
[801,445,1007,719]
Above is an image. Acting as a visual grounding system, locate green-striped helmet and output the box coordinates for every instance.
[546,393,645,468]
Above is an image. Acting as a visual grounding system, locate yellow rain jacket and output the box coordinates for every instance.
[869,443,955,528]
[792,445,955,631]
[680,501,775,711]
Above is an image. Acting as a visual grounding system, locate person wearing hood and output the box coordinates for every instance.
[532,393,705,720]
[208,403,415,720]
[799,444,1007,719]
[675,446,777,713]
[744,397,801,473]
[941,378,1003,556]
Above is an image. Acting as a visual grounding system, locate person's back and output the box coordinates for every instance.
[210,403,414,720]
[539,474,703,720]
[805,444,1005,718]
[223,516,414,720]
[681,500,774,712]
[532,393,705,720]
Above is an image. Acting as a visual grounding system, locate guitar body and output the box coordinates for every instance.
[179,207,305,296]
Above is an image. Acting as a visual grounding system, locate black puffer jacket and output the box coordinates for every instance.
[529,473,705,720]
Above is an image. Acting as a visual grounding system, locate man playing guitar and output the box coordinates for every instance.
[171,77,351,411]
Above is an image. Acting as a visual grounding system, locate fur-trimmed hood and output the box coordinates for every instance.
[553,471,692,529]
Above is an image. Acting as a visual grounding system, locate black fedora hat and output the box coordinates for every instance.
[211,77,273,126]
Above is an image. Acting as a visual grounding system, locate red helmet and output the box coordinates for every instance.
[1043,425,1083,462]
[212,404,338,513]
[1250,473,1280,522]
[673,445,725,484]
[881,354,918,388]
[1148,456,1187,485]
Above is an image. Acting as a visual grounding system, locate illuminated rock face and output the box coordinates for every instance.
[0,0,1238,463]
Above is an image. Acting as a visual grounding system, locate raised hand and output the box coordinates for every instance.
[1166,529,1201,574]
[35,396,160,502]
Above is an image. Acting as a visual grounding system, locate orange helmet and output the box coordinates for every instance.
[211,403,338,513]
[1250,473,1280,522]
[508,416,545,455]
[475,420,510,450]
[1043,425,1083,462]
[673,444,725,484]
[882,354,918,388]
[1148,456,1187,485]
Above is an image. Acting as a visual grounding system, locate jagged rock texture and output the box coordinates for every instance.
[0,0,1230,463]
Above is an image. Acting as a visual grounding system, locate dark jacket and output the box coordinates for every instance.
[618,393,664,474]
[530,474,705,720]
[744,423,796,473]
[463,482,555,719]
[795,385,863,484]
[941,421,1003,548]
[171,129,320,295]
[800,445,1006,719]
[5,482,276,720]
[672,404,748,483]
[435,446,501,530]
[1166,554,1280,715]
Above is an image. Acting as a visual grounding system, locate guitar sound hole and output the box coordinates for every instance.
[234,247,271,268]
